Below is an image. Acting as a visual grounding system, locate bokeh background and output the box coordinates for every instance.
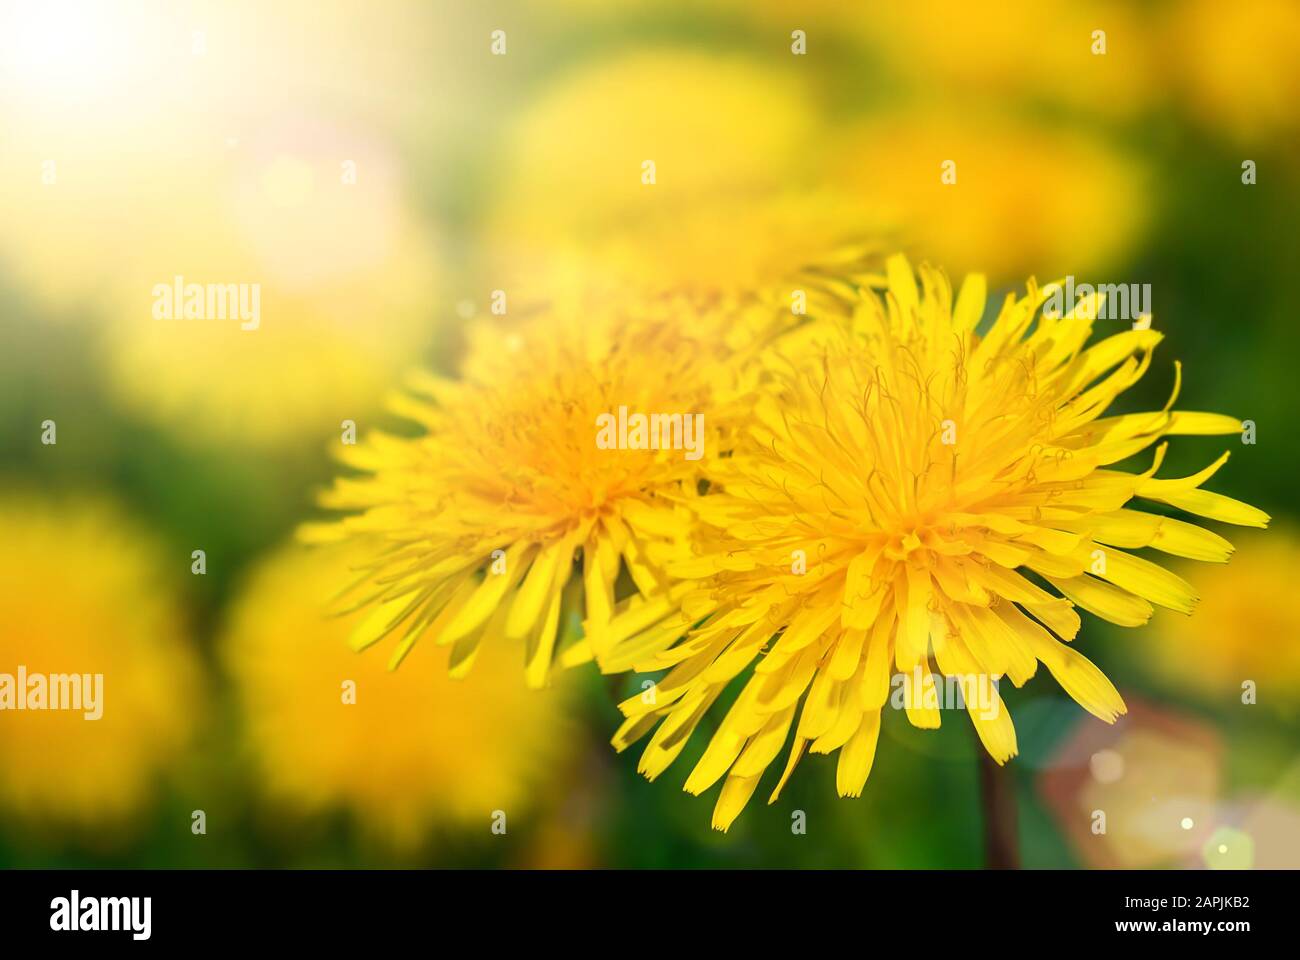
[2,0,1298,868]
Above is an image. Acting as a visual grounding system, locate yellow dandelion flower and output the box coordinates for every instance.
[600,255,1269,830]
[220,541,574,850]
[302,297,750,687]
[0,495,200,830]
[1144,530,1299,703]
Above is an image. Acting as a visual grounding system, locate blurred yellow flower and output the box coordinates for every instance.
[221,541,574,850]
[510,189,879,310]
[1164,0,1300,144]
[0,111,438,449]
[0,0,445,306]
[302,296,749,687]
[486,48,880,301]
[0,1,444,450]
[826,111,1149,284]
[1144,531,1300,703]
[494,49,817,238]
[0,495,200,831]
[601,255,1268,830]
[97,117,440,449]
[853,0,1157,118]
